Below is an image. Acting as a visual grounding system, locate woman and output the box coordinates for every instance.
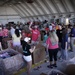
[46,31,59,68]
[21,37,35,75]
[12,29,21,50]
[3,26,9,38]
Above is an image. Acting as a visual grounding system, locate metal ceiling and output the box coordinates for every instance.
[0,0,75,20]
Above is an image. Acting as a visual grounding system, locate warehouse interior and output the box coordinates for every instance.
[0,0,75,75]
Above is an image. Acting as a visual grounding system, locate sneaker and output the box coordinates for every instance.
[52,64,57,67]
[47,65,53,68]
[69,50,73,52]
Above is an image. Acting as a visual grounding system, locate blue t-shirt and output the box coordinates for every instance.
[71,28,75,37]
[43,34,48,43]
[61,33,68,49]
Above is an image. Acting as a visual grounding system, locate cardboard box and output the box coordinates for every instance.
[40,69,65,75]
[58,57,75,75]
[2,38,12,49]
[65,64,75,75]
[0,49,25,75]
[32,44,46,64]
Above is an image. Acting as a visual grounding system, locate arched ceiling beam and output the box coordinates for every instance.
[19,3,31,16]
[30,2,44,15]
[12,5,24,17]
[43,0,56,14]
[53,0,66,13]
[60,0,68,12]
[0,0,11,6]
[25,2,38,15]
[69,0,75,12]
[15,6,25,17]
[33,0,46,15]
[45,0,57,13]
[16,5,27,17]
[26,3,39,15]
[61,0,70,12]
[36,0,50,14]
[20,3,34,16]
[64,0,74,12]
[41,0,53,14]
[17,4,29,16]
[51,0,61,14]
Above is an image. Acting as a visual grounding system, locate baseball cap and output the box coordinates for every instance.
[24,37,31,42]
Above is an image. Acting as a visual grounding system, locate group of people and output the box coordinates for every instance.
[0,22,75,75]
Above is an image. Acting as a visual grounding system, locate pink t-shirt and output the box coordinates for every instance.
[3,29,9,37]
[46,37,58,49]
[0,31,3,36]
[31,29,40,41]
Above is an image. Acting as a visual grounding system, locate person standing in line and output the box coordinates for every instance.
[46,31,59,68]
[56,25,63,59]
[70,25,75,52]
[21,37,36,75]
[42,31,49,56]
[61,28,68,60]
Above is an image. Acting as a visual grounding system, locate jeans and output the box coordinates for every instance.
[70,37,75,51]
[61,49,68,60]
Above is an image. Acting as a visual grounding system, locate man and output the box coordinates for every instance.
[10,26,15,37]
[70,25,75,52]
[29,22,40,45]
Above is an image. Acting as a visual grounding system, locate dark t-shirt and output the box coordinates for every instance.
[56,29,62,43]
[21,40,31,56]
[70,28,75,37]
[61,34,68,49]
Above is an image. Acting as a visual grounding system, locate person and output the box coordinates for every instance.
[0,27,3,50]
[56,25,62,59]
[70,25,75,52]
[10,26,15,37]
[42,31,49,56]
[56,25,62,45]
[3,26,9,38]
[29,22,40,45]
[12,29,21,50]
[61,28,68,60]
[46,31,59,68]
[21,37,36,75]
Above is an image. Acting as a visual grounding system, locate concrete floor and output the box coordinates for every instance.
[19,50,75,75]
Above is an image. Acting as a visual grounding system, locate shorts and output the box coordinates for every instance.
[13,42,21,46]
[32,40,39,45]
[23,55,32,62]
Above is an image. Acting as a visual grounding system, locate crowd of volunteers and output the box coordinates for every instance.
[0,21,75,75]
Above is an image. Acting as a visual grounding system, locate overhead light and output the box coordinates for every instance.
[65,18,69,25]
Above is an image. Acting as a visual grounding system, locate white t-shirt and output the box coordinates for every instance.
[10,28,15,36]
[12,34,21,46]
